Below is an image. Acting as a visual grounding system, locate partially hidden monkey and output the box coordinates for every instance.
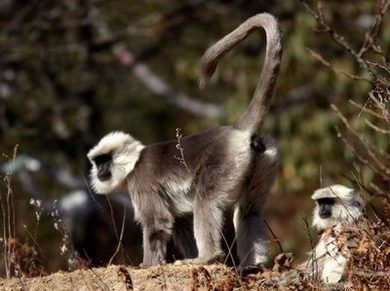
[298,185,365,283]
[87,13,282,268]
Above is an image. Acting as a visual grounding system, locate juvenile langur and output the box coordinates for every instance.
[299,185,365,283]
[88,13,282,268]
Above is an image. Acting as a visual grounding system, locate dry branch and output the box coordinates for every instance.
[91,6,223,118]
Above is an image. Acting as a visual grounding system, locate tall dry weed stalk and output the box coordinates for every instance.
[1,146,18,278]
[1,147,46,278]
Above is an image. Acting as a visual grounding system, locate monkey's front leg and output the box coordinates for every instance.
[141,222,173,267]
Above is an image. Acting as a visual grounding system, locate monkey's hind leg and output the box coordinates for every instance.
[235,135,279,269]
[176,149,246,265]
[175,196,225,265]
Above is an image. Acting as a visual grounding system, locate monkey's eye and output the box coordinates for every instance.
[93,153,112,165]
[317,198,335,206]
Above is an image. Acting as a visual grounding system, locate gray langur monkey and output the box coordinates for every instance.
[87,13,282,268]
[298,185,365,283]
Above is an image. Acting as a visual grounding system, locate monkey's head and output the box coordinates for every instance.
[87,131,145,194]
[311,184,364,231]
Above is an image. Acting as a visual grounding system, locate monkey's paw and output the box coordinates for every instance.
[174,251,224,265]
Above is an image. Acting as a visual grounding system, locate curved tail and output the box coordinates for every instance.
[200,13,282,133]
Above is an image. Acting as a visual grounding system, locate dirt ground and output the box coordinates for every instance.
[1,218,389,291]
[0,264,237,291]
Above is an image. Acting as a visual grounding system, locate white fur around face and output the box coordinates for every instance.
[312,184,356,201]
[311,184,364,231]
[87,131,145,194]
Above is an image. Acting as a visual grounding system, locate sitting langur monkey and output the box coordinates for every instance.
[298,185,365,283]
[87,13,282,268]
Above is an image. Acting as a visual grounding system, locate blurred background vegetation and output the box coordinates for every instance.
[0,0,388,275]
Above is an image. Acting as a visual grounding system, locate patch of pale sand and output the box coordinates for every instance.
[0,264,236,291]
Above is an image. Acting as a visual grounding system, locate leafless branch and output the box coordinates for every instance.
[300,0,389,82]
[307,48,371,82]
[358,0,390,57]
[108,206,126,266]
[365,119,390,134]
[332,105,390,179]
[299,0,369,72]
[349,100,384,120]
[264,219,284,254]
[90,5,223,118]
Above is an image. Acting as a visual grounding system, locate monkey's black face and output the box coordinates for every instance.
[93,153,113,181]
[317,198,335,219]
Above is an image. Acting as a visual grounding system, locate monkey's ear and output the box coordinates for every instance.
[352,190,366,208]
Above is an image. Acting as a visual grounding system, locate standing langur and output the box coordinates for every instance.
[298,185,365,283]
[87,13,282,268]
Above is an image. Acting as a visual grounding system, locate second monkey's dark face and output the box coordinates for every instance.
[317,198,335,219]
[94,153,113,181]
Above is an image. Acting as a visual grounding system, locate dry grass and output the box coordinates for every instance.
[0,229,387,291]
[0,213,388,291]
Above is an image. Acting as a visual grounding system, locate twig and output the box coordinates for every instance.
[22,224,46,259]
[105,196,119,240]
[264,219,284,254]
[307,48,371,82]
[334,126,369,165]
[1,145,19,277]
[358,0,390,57]
[365,119,390,134]
[302,216,319,281]
[349,99,384,120]
[369,182,389,198]
[1,174,9,277]
[334,126,389,181]
[108,206,126,266]
[332,104,390,177]
[299,0,370,73]
[222,231,238,269]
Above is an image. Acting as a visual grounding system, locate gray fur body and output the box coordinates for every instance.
[88,13,282,268]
